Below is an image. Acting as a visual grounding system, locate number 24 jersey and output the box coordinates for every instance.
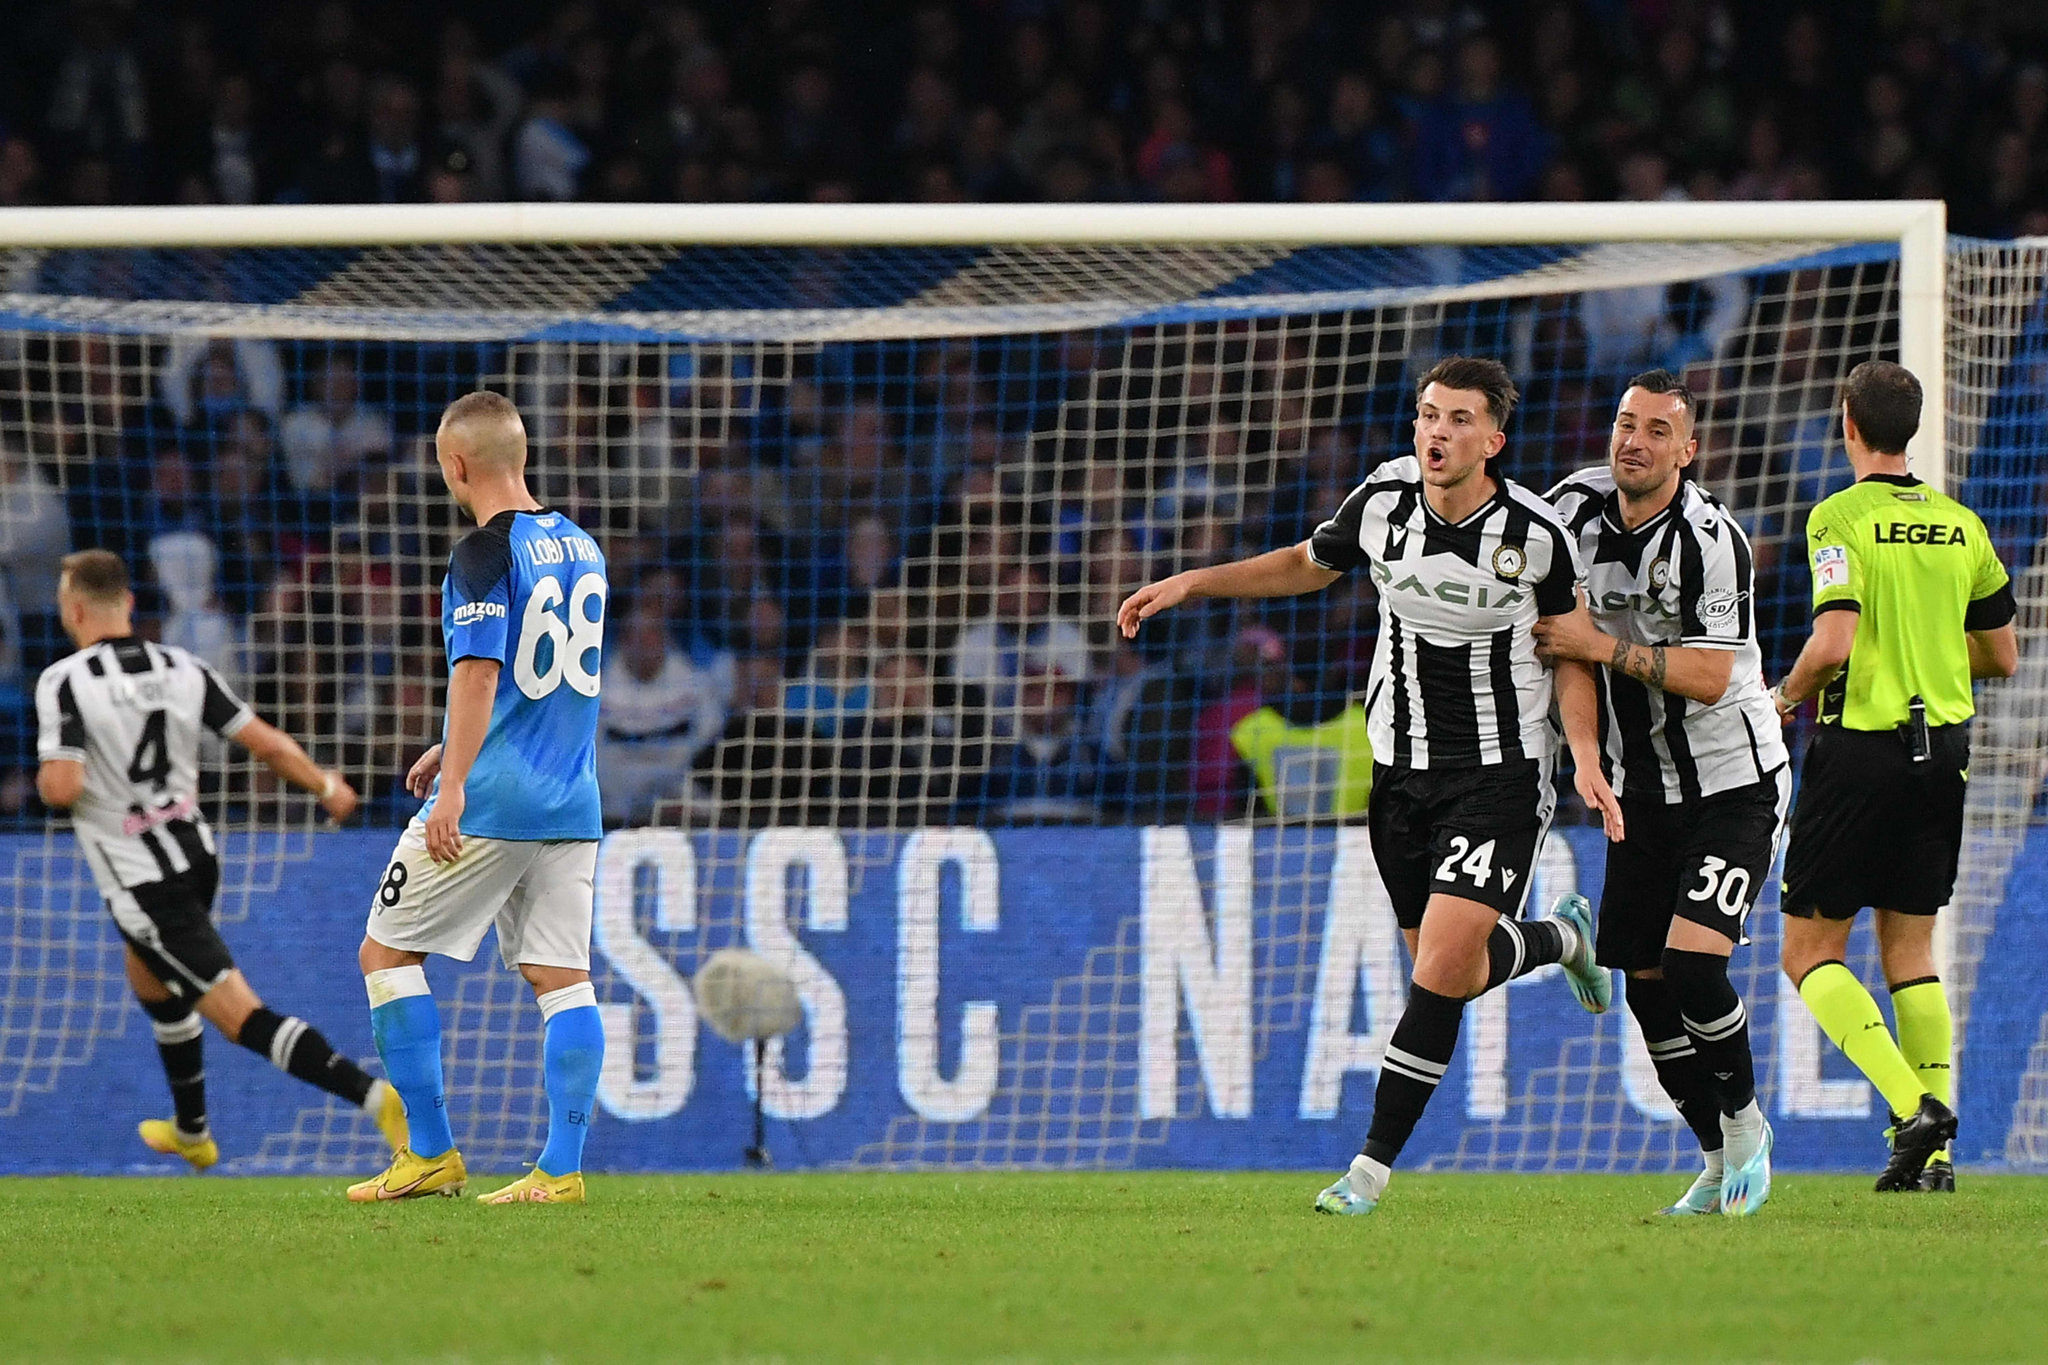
[421,508,607,840]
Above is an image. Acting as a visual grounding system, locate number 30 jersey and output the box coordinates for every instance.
[422,507,607,840]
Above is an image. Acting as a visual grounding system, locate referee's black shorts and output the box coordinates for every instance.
[1597,770,1790,972]
[1780,724,1969,920]
[109,858,235,999]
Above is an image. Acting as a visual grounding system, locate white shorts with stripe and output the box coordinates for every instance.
[364,818,597,970]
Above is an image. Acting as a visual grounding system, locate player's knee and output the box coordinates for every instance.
[1659,945,1730,994]
[359,936,424,976]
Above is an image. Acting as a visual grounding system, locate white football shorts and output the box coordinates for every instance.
[364,817,597,970]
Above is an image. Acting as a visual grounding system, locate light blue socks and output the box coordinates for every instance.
[366,964,453,1158]
[536,982,604,1178]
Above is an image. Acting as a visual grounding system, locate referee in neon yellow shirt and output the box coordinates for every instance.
[1771,360,2018,1194]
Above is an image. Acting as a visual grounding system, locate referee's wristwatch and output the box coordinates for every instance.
[1770,683,1794,713]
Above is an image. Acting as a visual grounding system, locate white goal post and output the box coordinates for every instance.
[0,197,1947,479]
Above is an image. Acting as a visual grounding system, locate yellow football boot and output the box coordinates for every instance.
[477,1169,586,1204]
[346,1146,468,1202]
[138,1119,218,1172]
[369,1081,409,1153]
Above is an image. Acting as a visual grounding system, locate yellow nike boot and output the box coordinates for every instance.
[477,1169,586,1204]
[347,1146,468,1201]
[368,1080,409,1154]
[138,1119,218,1172]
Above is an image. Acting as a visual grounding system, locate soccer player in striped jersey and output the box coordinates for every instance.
[1119,356,1622,1216]
[1538,371,1787,1216]
[350,391,608,1205]
[33,549,405,1171]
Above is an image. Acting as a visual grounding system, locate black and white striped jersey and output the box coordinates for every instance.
[1546,467,1788,802]
[35,636,254,894]
[1309,456,1584,769]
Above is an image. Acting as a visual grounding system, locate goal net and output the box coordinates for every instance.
[0,204,2040,1174]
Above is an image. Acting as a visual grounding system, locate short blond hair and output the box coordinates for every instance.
[438,390,527,471]
[60,549,129,603]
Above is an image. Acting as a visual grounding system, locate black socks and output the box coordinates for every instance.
[237,1008,376,1108]
[1662,948,1758,1114]
[140,995,208,1139]
[1363,984,1464,1167]
[1623,974,1724,1153]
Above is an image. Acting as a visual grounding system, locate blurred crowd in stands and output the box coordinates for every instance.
[0,0,2046,233]
[1,0,2044,830]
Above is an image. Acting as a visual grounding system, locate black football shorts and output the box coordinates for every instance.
[1597,769,1790,972]
[108,859,234,999]
[1781,724,1969,920]
[1368,757,1556,930]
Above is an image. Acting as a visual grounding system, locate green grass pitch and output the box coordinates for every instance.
[5,1172,2045,1361]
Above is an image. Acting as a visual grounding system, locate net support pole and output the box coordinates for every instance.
[1897,199,1949,494]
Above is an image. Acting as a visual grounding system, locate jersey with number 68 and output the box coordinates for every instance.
[420,507,607,840]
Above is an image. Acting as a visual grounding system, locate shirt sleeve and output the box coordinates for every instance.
[1306,482,1372,573]
[1677,521,1752,649]
[444,527,515,665]
[198,662,256,738]
[1965,524,2015,630]
[1532,517,1584,618]
[1808,508,1860,616]
[35,668,86,764]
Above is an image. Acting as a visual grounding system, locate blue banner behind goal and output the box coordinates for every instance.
[3,824,2042,1177]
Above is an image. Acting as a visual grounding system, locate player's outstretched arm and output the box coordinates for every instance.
[423,658,500,864]
[1117,542,1339,638]
[1532,597,1735,704]
[1554,657,1625,843]
[231,717,358,823]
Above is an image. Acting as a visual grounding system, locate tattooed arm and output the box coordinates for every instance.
[1533,597,1736,705]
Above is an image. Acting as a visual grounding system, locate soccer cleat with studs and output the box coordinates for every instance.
[1657,1167,1722,1216]
[138,1118,218,1172]
[369,1081,409,1154]
[1875,1096,1958,1192]
[477,1168,586,1204]
[1920,1157,1956,1193]
[1549,893,1612,1014]
[347,1146,468,1202]
[1314,1156,1386,1217]
[1720,1120,1773,1217]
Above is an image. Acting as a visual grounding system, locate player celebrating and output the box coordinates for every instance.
[1536,371,1786,1217]
[1771,361,2016,1193]
[1119,356,1621,1217]
[349,391,608,1205]
[34,550,405,1170]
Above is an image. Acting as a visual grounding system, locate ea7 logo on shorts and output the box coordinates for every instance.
[1696,587,1746,623]
[1813,544,1849,591]
[453,600,508,627]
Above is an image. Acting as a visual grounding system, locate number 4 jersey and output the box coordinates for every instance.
[35,635,252,894]
[422,508,608,840]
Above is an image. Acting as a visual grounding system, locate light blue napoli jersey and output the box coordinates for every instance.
[419,508,607,840]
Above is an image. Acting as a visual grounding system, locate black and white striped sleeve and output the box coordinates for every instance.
[199,662,256,738]
[35,665,86,764]
[1542,473,1604,536]
[1307,482,1373,573]
[1532,516,1584,618]
[1676,516,1752,650]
